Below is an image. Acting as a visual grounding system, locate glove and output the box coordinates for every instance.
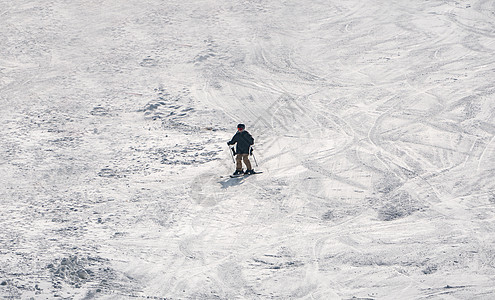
[250,147,253,155]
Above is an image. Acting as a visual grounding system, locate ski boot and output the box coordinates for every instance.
[233,169,244,176]
[244,169,255,175]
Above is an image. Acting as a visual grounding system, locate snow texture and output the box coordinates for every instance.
[1,0,495,299]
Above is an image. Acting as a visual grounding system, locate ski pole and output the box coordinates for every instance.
[251,146,259,167]
[252,153,258,167]
[229,146,235,163]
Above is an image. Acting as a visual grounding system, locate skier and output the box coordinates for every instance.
[227,124,255,176]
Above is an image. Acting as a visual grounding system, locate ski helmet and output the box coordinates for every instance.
[237,123,245,130]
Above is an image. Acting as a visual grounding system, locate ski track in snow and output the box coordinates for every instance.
[1,0,495,299]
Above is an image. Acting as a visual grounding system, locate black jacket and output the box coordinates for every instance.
[228,131,254,154]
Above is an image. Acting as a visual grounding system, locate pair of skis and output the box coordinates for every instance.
[230,171,263,178]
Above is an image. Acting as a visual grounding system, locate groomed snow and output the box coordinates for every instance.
[1,0,495,298]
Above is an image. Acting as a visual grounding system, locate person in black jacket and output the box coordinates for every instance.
[227,124,255,175]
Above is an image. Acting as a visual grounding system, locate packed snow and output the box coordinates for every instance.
[1,0,495,299]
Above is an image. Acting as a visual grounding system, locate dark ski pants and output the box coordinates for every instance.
[236,154,252,171]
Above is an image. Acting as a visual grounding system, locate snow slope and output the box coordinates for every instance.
[1,0,495,299]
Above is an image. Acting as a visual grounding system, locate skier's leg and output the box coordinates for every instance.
[242,154,252,170]
[235,154,243,171]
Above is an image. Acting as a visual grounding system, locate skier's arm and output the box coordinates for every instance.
[227,133,238,145]
[253,135,256,153]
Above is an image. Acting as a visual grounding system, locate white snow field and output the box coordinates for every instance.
[1,0,495,298]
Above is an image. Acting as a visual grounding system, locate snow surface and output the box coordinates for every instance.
[1,0,495,299]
